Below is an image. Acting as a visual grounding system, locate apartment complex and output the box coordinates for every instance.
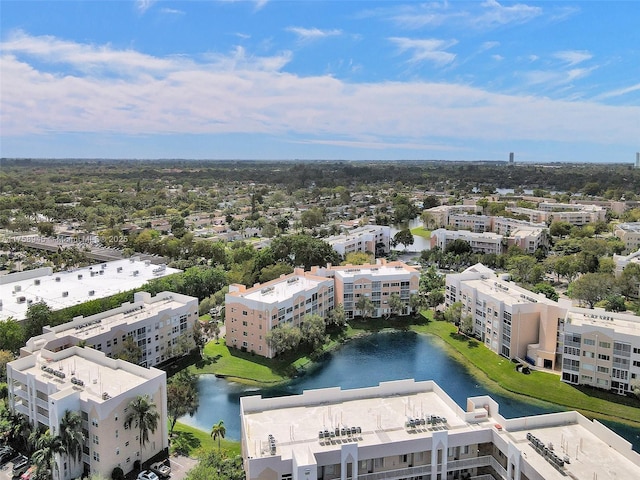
[225,260,419,358]
[240,379,640,480]
[430,229,503,254]
[560,307,640,395]
[7,344,168,480]
[325,225,391,257]
[23,291,198,368]
[507,203,606,226]
[615,222,640,253]
[0,257,181,322]
[311,260,420,319]
[445,264,569,368]
[446,265,640,392]
[226,270,335,357]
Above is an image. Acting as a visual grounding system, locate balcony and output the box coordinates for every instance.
[354,465,432,480]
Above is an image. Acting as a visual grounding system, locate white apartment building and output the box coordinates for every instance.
[240,379,640,480]
[422,205,481,228]
[325,225,391,257]
[445,265,569,368]
[559,307,640,396]
[226,270,335,358]
[507,203,605,226]
[7,344,168,480]
[447,213,492,233]
[615,222,640,253]
[24,291,198,368]
[310,260,420,320]
[430,229,503,254]
[0,257,181,322]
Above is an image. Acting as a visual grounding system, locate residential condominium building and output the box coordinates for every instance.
[325,225,391,257]
[310,260,420,320]
[225,260,419,357]
[430,229,503,255]
[240,379,640,480]
[559,307,640,396]
[226,270,335,358]
[445,264,570,368]
[507,203,605,226]
[24,291,198,368]
[422,205,481,228]
[7,343,168,480]
[614,222,640,253]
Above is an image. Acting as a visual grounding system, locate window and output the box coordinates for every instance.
[583,338,595,346]
[91,418,98,427]
[598,354,610,361]
[599,341,611,349]
[93,452,100,462]
[597,366,609,374]
[116,448,120,455]
[92,434,99,445]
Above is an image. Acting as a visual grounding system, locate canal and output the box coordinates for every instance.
[179,331,640,451]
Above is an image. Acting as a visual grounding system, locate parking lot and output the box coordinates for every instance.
[1,454,198,480]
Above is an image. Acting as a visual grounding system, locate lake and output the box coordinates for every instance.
[179,331,640,451]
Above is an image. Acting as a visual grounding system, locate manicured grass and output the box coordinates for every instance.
[410,226,431,239]
[413,317,640,426]
[172,421,241,457]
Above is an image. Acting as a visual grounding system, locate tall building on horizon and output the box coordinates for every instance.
[509,152,514,163]
[635,152,639,168]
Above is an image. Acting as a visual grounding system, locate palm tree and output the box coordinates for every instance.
[210,420,226,451]
[124,395,160,466]
[59,410,84,470]
[31,429,66,480]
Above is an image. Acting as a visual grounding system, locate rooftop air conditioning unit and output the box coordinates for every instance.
[78,274,83,279]
[62,291,69,297]
[55,277,61,282]
[34,279,41,285]
[88,290,95,296]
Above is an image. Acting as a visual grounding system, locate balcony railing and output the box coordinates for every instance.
[354,465,432,480]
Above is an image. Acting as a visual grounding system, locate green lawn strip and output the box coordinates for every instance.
[413,318,640,426]
[410,227,431,239]
[172,421,241,457]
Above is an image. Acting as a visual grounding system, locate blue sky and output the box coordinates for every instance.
[1,0,638,163]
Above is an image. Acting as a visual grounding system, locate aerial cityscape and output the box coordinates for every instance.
[1,1,640,480]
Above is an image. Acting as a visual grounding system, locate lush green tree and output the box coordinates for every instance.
[0,350,14,383]
[409,293,427,315]
[31,429,66,480]
[300,314,326,350]
[270,234,340,270]
[423,195,439,210]
[355,296,375,320]
[427,290,445,309]
[342,252,374,265]
[460,314,474,336]
[210,420,226,452]
[445,239,472,255]
[507,255,543,285]
[602,294,627,312]
[24,301,52,340]
[300,207,326,229]
[619,263,640,298]
[532,283,559,301]
[549,221,572,237]
[167,371,200,434]
[257,262,294,283]
[393,229,414,249]
[444,301,463,325]
[266,323,302,355]
[326,304,346,327]
[36,222,55,237]
[184,449,245,480]
[58,410,84,470]
[388,293,404,317]
[0,318,25,353]
[568,273,616,308]
[124,395,160,464]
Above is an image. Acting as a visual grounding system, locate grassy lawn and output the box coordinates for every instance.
[172,421,241,457]
[413,317,640,427]
[410,226,431,239]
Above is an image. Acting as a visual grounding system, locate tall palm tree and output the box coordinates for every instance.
[31,429,66,480]
[210,420,226,451]
[59,410,84,469]
[124,395,160,466]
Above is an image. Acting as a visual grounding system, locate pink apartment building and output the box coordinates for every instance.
[226,260,420,358]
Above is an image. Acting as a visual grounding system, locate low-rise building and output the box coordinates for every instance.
[325,225,391,257]
[240,379,640,480]
[430,229,503,254]
[615,222,640,253]
[7,344,168,480]
[22,291,198,368]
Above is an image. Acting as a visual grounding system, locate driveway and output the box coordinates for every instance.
[164,455,199,480]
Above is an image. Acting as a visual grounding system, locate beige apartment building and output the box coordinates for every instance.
[25,291,198,368]
[430,229,503,254]
[240,379,640,480]
[310,260,420,320]
[325,225,391,257]
[7,343,168,480]
[226,270,335,357]
[225,260,419,357]
[615,222,640,253]
[507,203,605,226]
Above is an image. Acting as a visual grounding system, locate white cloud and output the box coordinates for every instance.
[480,41,500,51]
[135,0,156,14]
[254,0,269,11]
[475,0,542,28]
[160,8,184,15]
[388,37,457,66]
[1,32,637,150]
[492,54,504,61]
[594,83,640,100]
[286,27,342,42]
[553,50,592,66]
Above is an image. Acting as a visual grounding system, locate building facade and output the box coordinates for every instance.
[615,223,640,253]
[430,229,503,254]
[7,344,168,479]
[240,379,640,480]
[26,291,198,368]
[326,225,391,257]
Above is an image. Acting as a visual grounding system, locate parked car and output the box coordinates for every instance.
[12,455,30,477]
[150,461,171,478]
[137,471,160,480]
[0,446,16,466]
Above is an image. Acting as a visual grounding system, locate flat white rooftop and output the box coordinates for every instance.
[333,264,415,280]
[0,258,181,321]
[566,309,640,336]
[464,278,553,306]
[243,275,329,304]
